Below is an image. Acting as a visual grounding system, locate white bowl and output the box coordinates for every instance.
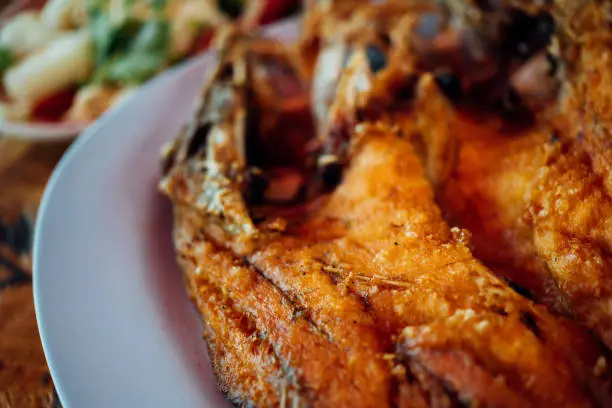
[0,119,88,141]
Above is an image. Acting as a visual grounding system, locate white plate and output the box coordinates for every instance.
[34,19,299,408]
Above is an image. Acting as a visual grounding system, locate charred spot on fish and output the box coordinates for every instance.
[440,379,469,408]
[519,310,541,338]
[503,9,534,59]
[220,63,235,80]
[245,167,269,205]
[326,119,352,158]
[357,103,388,123]
[516,43,532,61]
[434,73,463,102]
[546,52,559,76]
[491,307,509,317]
[499,88,532,122]
[550,130,560,144]
[296,183,309,203]
[355,108,366,123]
[399,357,468,408]
[160,140,177,175]
[186,123,212,158]
[394,75,419,103]
[366,45,387,73]
[502,87,520,110]
[503,9,555,61]
[378,32,392,48]
[475,0,501,12]
[244,115,265,168]
[251,214,266,224]
[318,154,343,191]
[505,279,535,300]
[535,12,555,39]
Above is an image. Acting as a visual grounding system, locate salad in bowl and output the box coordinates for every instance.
[0,0,297,137]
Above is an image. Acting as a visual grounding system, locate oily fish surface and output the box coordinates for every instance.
[409,60,612,355]
[173,122,612,407]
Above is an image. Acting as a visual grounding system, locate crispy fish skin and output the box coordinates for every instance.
[184,264,285,407]
[414,116,612,402]
[174,208,391,407]
[410,69,612,351]
[528,146,612,347]
[409,75,564,308]
[507,0,612,197]
[323,124,612,406]
[437,0,612,193]
[391,0,612,353]
[162,7,612,405]
[168,120,612,406]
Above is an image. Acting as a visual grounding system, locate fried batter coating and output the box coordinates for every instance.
[167,122,612,406]
[160,3,612,406]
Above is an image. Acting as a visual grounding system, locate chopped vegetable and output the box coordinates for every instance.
[89,10,114,65]
[150,0,166,11]
[0,0,298,123]
[191,28,214,55]
[0,46,14,74]
[4,30,93,104]
[90,11,169,85]
[111,18,146,53]
[131,19,169,53]
[32,88,77,122]
[92,16,145,64]
[94,52,166,85]
[0,12,64,57]
[67,84,121,121]
[41,0,88,29]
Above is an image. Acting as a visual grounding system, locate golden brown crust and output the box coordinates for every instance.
[161,3,612,406]
[412,68,612,353]
[174,205,391,407]
[185,268,285,406]
[169,123,612,406]
[394,0,612,351]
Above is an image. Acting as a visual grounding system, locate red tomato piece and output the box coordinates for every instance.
[31,88,77,123]
[259,0,299,24]
[192,30,215,55]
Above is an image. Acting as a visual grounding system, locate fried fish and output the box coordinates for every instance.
[394,0,612,351]
[160,20,612,407]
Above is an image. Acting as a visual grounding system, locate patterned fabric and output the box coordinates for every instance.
[0,140,67,408]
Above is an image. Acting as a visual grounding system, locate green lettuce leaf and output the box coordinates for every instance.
[0,46,14,74]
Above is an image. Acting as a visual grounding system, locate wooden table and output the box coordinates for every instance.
[0,138,68,407]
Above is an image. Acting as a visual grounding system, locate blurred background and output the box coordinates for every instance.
[0,1,299,405]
